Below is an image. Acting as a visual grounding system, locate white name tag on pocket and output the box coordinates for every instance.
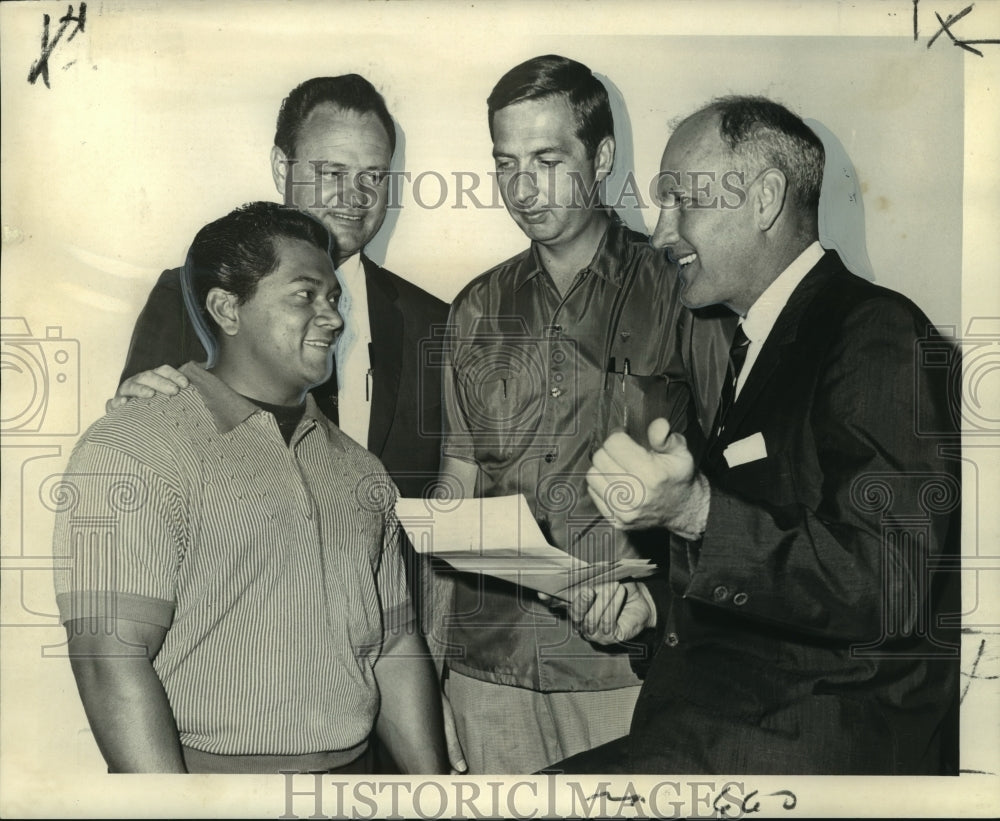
[723,432,768,468]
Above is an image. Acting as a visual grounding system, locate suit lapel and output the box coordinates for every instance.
[722,252,840,438]
[362,255,403,457]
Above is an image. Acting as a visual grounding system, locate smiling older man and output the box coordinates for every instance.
[552,96,961,775]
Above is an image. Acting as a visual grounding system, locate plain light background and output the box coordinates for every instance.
[1,1,997,817]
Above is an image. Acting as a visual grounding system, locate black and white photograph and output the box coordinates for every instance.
[1,0,997,816]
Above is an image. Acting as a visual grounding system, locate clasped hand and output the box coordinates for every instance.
[539,581,654,645]
[586,417,708,538]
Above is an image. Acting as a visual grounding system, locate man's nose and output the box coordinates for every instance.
[509,170,538,206]
[325,173,367,209]
[650,206,679,249]
[316,299,344,332]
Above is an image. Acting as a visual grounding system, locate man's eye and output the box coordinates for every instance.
[538,159,561,169]
[321,169,347,180]
[659,191,690,209]
[494,160,513,172]
[295,289,314,301]
[358,171,388,186]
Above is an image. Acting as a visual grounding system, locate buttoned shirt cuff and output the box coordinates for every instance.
[669,472,711,541]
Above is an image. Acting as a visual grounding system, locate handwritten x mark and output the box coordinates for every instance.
[27,3,88,89]
[924,3,1000,57]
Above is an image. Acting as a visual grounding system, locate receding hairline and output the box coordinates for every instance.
[285,102,394,158]
[660,110,731,166]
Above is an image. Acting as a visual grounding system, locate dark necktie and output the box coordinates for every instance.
[714,322,751,438]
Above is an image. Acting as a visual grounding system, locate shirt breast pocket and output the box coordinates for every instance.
[459,371,536,464]
[600,372,692,442]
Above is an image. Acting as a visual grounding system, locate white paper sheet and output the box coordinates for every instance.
[395,494,658,597]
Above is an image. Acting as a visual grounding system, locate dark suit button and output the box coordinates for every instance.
[733,592,749,606]
[665,632,679,647]
[544,452,556,463]
[712,585,730,602]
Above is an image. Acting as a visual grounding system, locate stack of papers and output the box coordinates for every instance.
[395,494,658,599]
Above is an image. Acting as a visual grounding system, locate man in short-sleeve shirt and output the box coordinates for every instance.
[54,202,447,774]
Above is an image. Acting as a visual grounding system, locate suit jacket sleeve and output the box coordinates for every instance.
[684,295,958,643]
[120,268,209,384]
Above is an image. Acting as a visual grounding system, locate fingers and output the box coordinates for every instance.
[612,582,655,642]
[585,584,626,640]
[646,417,693,461]
[115,380,156,400]
[600,430,648,467]
[646,418,672,451]
[105,397,128,414]
[152,364,190,387]
[563,583,628,646]
[591,436,634,475]
[586,484,619,528]
[566,586,597,626]
[115,366,190,401]
[557,582,654,645]
[537,590,571,611]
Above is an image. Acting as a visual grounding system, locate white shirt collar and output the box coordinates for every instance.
[337,253,365,288]
[733,241,824,398]
[741,241,824,345]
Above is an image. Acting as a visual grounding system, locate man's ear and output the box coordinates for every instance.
[271,145,291,203]
[206,288,241,337]
[594,135,616,182]
[754,168,788,232]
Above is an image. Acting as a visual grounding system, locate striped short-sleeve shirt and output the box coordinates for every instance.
[53,363,411,756]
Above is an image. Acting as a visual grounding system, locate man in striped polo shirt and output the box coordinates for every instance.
[53,202,448,774]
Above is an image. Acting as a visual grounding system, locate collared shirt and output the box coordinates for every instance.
[53,362,411,756]
[736,241,824,398]
[335,252,374,446]
[441,216,698,691]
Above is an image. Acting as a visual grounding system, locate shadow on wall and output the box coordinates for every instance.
[599,73,647,236]
[806,118,875,282]
[364,117,406,268]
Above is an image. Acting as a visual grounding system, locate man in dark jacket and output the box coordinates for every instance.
[554,95,961,775]
[118,75,448,501]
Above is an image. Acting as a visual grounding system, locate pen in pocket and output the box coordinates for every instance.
[622,358,630,430]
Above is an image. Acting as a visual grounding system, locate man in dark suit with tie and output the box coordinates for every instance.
[548,95,961,774]
[116,75,448,500]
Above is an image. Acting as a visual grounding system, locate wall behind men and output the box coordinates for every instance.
[3,17,966,439]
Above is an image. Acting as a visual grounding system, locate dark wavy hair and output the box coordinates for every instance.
[487,54,613,159]
[182,202,332,354]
